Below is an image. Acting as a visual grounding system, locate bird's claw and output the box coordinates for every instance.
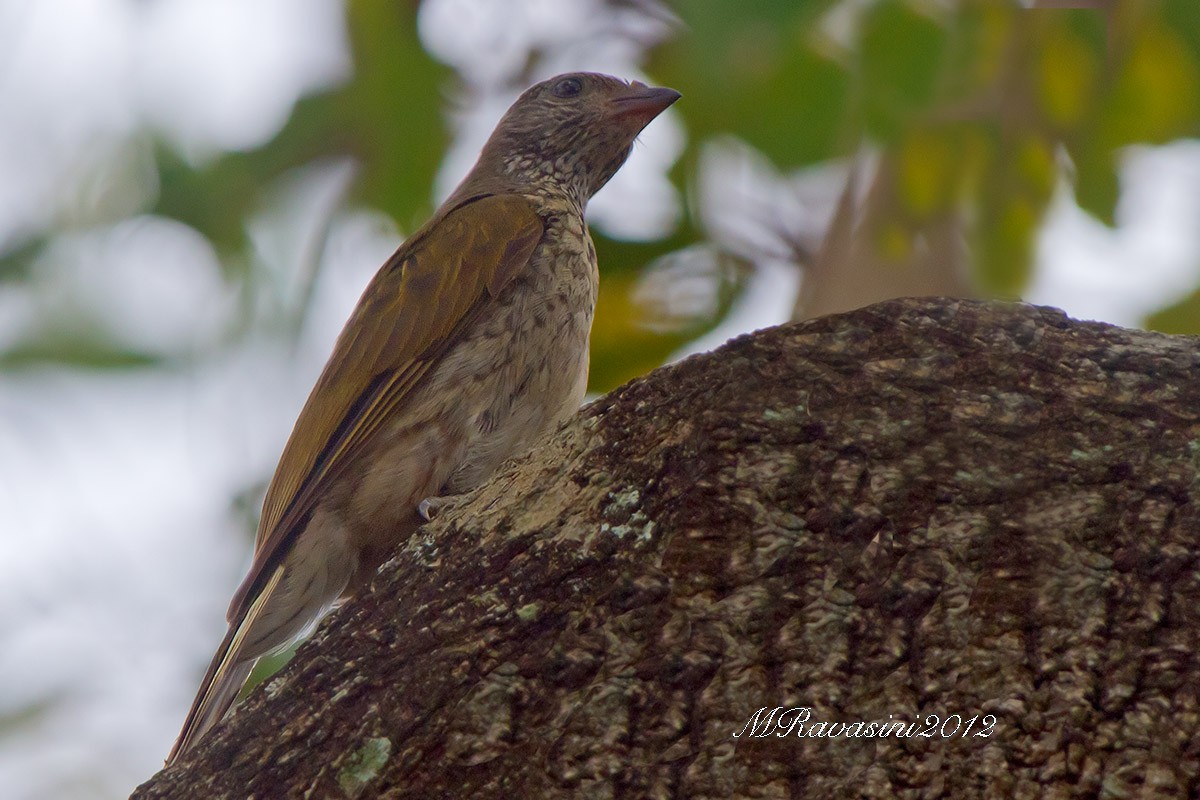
[418,496,448,522]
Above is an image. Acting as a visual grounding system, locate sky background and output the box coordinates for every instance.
[2,1,1199,798]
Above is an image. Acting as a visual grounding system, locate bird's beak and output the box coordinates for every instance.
[609,82,681,121]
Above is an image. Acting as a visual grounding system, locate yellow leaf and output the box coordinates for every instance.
[1109,24,1200,144]
[1016,136,1056,200]
[899,129,951,218]
[1037,25,1098,129]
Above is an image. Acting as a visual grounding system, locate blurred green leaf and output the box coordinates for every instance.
[242,647,297,698]
[860,0,948,141]
[0,335,163,370]
[591,284,693,392]
[0,238,42,283]
[1101,22,1200,146]
[9,0,1200,374]
[943,2,1010,97]
[153,147,266,261]
[152,0,449,258]
[1163,0,1200,60]
[978,196,1036,297]
[1146,285,1200,334]
[897,127,959,218]
[0,697,59,741]
[590,243,747,393]
[1035,21,1099,129]
[1068,140,1119,226]
[338,0,449,230]
[590,229,703,392]
[653,0,849,168]
[1015,135,1056,200]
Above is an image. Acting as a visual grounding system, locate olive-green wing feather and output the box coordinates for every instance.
[227,193,544,620]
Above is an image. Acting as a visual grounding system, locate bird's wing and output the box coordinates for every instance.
[227,193,544,621]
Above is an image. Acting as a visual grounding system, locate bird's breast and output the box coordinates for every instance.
[411,204,597,495]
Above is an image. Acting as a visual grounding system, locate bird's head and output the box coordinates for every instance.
[467,72,680,208]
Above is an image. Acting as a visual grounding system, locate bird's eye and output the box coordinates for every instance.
[552,77,583,98]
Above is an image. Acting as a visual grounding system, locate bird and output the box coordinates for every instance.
[167,72,680,763]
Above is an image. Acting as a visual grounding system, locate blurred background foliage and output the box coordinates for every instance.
[4,1,1200,796]
[6,0,1200,388]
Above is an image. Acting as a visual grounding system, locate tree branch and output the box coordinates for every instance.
[134,297,1200,799]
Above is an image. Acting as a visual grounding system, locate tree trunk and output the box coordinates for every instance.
[133,297,1200,799]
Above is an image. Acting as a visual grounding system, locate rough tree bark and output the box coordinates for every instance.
[133,297,1200,799]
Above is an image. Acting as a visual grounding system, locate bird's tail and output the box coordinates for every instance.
[166,564,285,764]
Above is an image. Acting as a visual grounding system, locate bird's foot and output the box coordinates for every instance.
[418,495,461,522]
